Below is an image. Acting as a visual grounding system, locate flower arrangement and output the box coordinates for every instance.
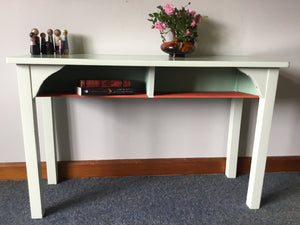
[148,2,206,43]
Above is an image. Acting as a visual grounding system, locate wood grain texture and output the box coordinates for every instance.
[57,158,226,179]
[0,162,47,180]
[1,156,299,181]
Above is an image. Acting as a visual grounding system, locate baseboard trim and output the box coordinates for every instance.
[1,156,299,181]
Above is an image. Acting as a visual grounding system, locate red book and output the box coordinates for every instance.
[80,79,131,88]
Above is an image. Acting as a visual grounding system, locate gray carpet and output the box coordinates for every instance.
[0,173,299,225]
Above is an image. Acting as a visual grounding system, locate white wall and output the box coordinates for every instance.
[1,0,300,162]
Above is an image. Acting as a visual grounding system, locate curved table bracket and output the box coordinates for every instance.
[30,65,64,97]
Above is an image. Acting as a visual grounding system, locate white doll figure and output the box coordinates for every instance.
[54,29,61,54]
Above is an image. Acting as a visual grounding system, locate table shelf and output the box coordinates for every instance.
[154,91,259,98]
[37,92,149,98]
[37,91,258,99]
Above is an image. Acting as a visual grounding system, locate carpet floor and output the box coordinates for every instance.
[0,172,299,225]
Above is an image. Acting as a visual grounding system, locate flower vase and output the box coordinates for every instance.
[161,40,195,58]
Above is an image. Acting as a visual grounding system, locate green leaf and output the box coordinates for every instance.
[157,5,163,10]
[178,42,183,49]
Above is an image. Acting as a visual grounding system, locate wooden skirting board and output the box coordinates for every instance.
[0,156,299,181]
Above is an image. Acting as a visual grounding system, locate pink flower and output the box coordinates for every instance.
[191,21,196,27]
[194,14,201,23]
[186,30,190,35]
[155,22,166,31]
[188,9,196,15]
[163,4,175,15]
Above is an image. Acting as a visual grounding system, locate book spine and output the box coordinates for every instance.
[80,80,131,88]
[77,87,135,95]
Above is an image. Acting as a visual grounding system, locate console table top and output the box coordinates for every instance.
[7,54,289,68]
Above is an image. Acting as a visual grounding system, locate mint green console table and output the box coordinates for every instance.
[7,54,289,218]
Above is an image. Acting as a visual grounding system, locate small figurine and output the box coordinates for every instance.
[59,39,63,55]
[46,29,55,55]
[30,28,40,55]
[54,29,61,55]
[61,29,69,55]
[40,33,47,55]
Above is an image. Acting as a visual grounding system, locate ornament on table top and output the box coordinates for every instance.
[40,33,47,55]
[54,29,61,55]
[61,29,69,55]
[29,28,70,55]
[30,28,40,55]
[46,29,55,55]
[59,38,63,55]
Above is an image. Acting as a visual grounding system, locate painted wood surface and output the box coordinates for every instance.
[41,97,58,184]
[7,55,289,218]
[154,92,258,98]
[246,69,279,209]
[7,54,289,68]
[225,98,244,178]
[16,65,44,218]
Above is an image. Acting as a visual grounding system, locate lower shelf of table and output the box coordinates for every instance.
[37,91,259,98]
[37,93,149,98]
[154,92,259,98]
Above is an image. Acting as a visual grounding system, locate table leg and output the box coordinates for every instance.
[42,97,58,185]
[226,98,243,178]
[246,69,279,209]
[146,67,155,98]
[17,65,44,218]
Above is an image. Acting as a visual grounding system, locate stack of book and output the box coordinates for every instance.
[77,79,135,95]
